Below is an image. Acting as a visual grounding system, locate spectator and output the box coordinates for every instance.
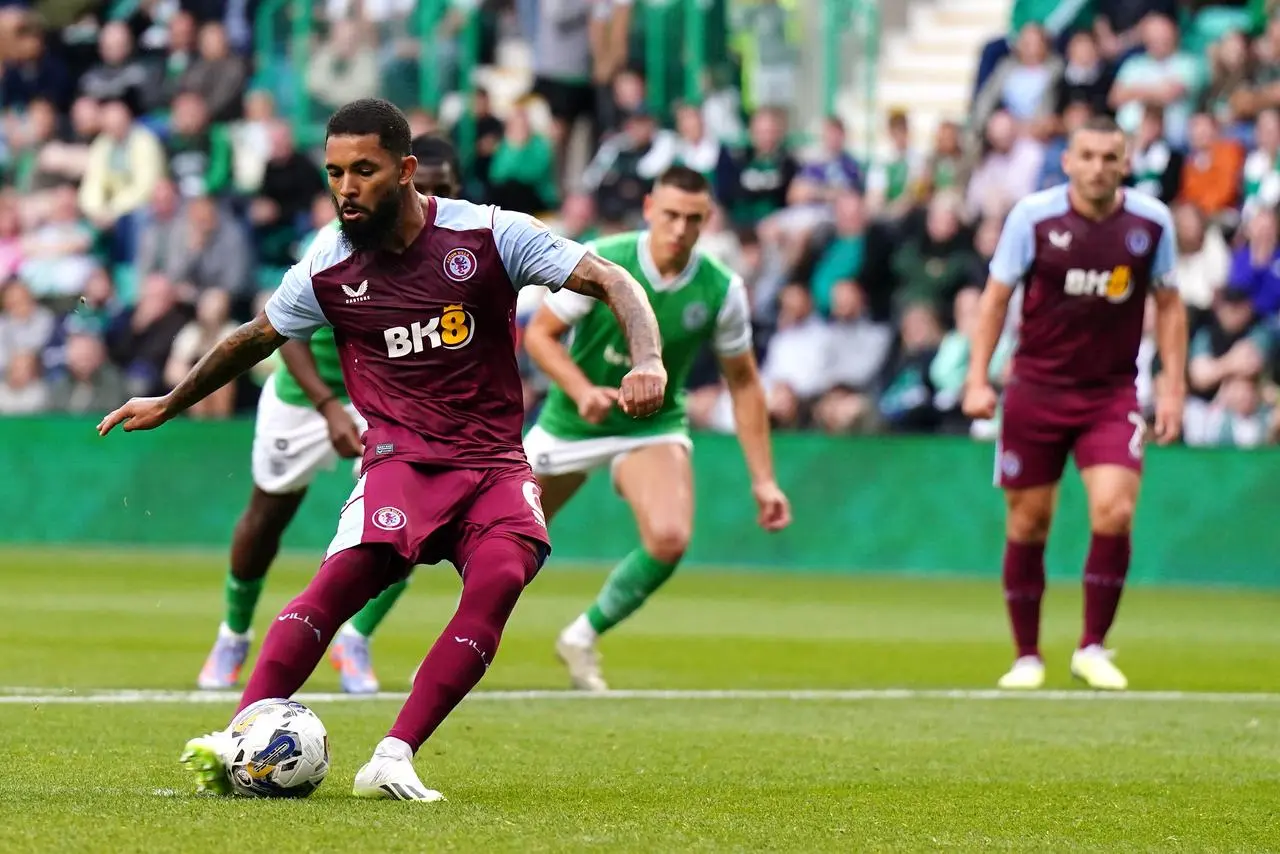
[735,0,798,110]
[1227,205,1280,318]
[1242,108,1280,220]
[1174,202,1232,324]
[306,20,380,112]
[48,332,128,414]
[1226,16,1280,121]
[164,287,238,418]
[1177,112,1245,221]
[1183,375,1274,448]
[877,302,944,433]
[1188,286,1270,402]
[789,116,864,204]
[865,109,923,218]
[966,110,1044,220]
[0,201,25,282]
[465,87,505,198]
[78,99,165,260]
[19,183,97,301]
[0,13,74,110]
[760,284,830,428]
[1054,31,1115,120]
[931,286,1016,432]
[807,190,867,317]
[249,120,325,266]
[891,191,984,319]
[922,120,968,198]
[0,350,48,414]
[556,192,599,243]
[639,102,722,182]
[6,97,59,194]
[78,21,159,117]
[177,22,250,123]
[135,179,185,279]
[1094,0,1177,62]
[531,0,606,168]
[0,280,55,373]
[715,107,798,227]
[971,24,1063,136]
[811,280,893,435]
[1109,14,1203,150]
[1127,105,1183,203]
[28,97,102,199]
[164,196,252,301]
[106,273,189,397]
[156,10,198,104]
[583,108,658,225]
[487,104,560,215]
[229,89,277,194]
[1201,30,1255,136]
[166,91,233,198]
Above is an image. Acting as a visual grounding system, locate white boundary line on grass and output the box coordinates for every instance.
[1,687,1279,705]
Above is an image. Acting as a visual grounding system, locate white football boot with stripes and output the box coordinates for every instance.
[352,738,444,802]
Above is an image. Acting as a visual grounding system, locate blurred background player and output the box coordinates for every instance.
[197,134,464,695]
[101,98,666,802]
[963,116,1188,692]
[523,166,792,691]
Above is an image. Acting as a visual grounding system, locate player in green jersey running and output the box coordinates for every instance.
[197,134,463,694]
[523,166,792,691]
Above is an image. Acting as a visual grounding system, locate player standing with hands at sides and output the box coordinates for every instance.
[963,116,1187,692]
[199,133,466,696]
[522,166,792,691]
[98,99,667,801]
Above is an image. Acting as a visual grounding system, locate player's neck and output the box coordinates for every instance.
[646,241,692,280]
[386,191,428,253]
[1068,185,1123,222]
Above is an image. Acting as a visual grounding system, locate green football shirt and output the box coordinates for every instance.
[536,231,752,440]
[272,225,349,409]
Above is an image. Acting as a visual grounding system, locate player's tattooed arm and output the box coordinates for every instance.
[98,313,287,435]
[562,253,662,367]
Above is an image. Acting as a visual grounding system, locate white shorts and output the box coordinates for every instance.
[523,424,691,481]
[251,374,368,494]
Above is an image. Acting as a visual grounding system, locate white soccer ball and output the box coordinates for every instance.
[225,698,330,798]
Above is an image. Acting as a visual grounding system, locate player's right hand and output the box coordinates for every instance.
[97,396,173,436]
[619,359,668,419]
[321,402,364,458]
[961,381,999,420]
[576,386,620,424]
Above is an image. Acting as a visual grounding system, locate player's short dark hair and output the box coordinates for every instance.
[1071,115,1123,140]
[411,133,461,175]
[654,165,711,195]
[326,98,411,158]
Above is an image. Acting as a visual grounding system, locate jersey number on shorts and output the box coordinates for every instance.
[523,481,547,528]
[1127,412,1147,460]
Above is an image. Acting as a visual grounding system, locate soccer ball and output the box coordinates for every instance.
[225,698,330,798]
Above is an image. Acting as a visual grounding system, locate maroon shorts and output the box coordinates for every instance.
[995,379,1146,490]
[325,459,551,573]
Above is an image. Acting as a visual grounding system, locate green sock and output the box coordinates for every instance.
[349,580,409,638]
[585,549,679,635]
[224,574,265,635]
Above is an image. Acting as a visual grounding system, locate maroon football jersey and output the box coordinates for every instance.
[264,197,589,469]
[989,185,1177,389]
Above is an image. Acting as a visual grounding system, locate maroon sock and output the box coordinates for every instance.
[387,536,541,753]
[1003,540,1046,659]
[1081,532,1131,649]
[237,545,400,714]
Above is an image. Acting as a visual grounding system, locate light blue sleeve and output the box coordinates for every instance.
[264,263,328,340]
[492,209,590,291]
[1152,204,1178,288]
[988,201,1036,285]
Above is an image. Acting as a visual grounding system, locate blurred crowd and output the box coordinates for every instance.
[3,0,1280,450]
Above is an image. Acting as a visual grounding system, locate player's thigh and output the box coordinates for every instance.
[252,380,341,494]
[1079,465,1141,534]
[1003,484,1059,543]
[613,441,695,556]
[535,472,588,523]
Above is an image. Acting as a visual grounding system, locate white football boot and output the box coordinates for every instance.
[1071,644,1129,690]
[997,655,1046,690]
[353,739,444,802]
[555,633,608,692]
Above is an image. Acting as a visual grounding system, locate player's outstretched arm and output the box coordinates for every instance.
[962,277,1015,420]
[720,350,791,532]
[1152,287,1188,445]
[98,312,287,436]
[562,252,666,418]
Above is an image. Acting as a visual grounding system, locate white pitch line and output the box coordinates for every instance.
[1,688,1279,705]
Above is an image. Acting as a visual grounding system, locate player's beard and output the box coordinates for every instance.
[336,192,402,252]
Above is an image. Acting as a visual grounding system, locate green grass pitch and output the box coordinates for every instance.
[2,547,1279,852]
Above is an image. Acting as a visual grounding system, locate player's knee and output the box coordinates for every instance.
[1006,501,1053,543]
[465,536,542,595]
[1092,495,1136,535]
[642,521,690,564]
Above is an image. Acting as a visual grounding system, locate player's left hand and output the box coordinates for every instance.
[1153,390,1184,445]
[619,359,667,419]
[97,396,173,436]
[753,480,792,533]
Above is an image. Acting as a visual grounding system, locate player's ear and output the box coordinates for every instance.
[399,154,418,188]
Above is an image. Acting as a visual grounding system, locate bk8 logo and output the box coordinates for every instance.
[1063,265,1133,304]
[384,304,475,357]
